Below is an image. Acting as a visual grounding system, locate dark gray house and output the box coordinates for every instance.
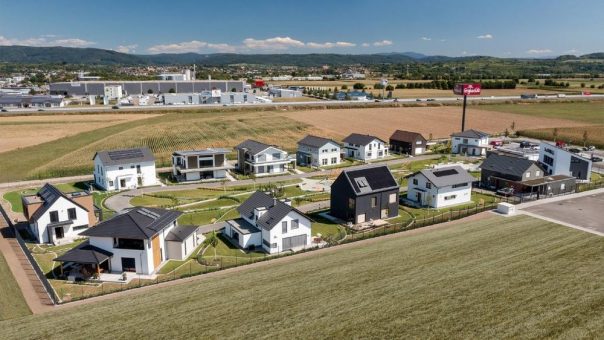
[389,130,427,155]
[330,165,399,224]
[480,153,576,198]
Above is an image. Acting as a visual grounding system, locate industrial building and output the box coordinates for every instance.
[50,80,247,97]
[0,94,65,108]
[161,91,256,105]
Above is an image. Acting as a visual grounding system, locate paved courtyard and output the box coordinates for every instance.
[524,192,604,235]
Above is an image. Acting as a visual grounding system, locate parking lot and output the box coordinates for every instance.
[524,192,604,235]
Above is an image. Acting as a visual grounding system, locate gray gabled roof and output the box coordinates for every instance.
[389,130,426,143]
[298,135,340,148]
[480,153,541,178]
[54,242,113,264]
[29,184,89,222]
[342,133,385,146]
[451,129,490,138]
[416,165,477,188]
[81,207,181,240]
[235,139,280,155]
[236,191,307,231]
[93,147,155,166]
[165,225,198,242]
[340,165,399,195]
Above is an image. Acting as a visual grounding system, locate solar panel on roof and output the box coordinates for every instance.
[137,208,160,219]
[107,149,145,161]
[433,169,459,177]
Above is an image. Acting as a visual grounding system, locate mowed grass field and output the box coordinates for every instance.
[2,215,603,339]
[0,253,31,321]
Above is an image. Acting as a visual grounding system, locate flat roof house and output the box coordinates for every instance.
[22,184,100,244]
[297,135,341,168]
[93,147,158,191]
[330,165,399,224]
[342,133,388,161]
[406,165,476,208]
[451,129,490,156]
[389,130,427,156]
[539,142,592,182]
[54,207,200,278]
[172,148,233,182]
[222,191,312,254]
[480,153,576,198]
[235,140,294,176]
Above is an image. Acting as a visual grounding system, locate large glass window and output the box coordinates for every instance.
[114,238,145,250]
[67,208,77,220]
[49,211,59,223]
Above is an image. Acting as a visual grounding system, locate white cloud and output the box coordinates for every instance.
[565,48,579,54]
[373,40,393,46]
[477,34,493,39]
[440,39,447,42]
[0,35,95,47]
[147,40,208,53]
[207,43,237,53]
[243,36,305,50]
[526,48,553,54]
[420,37,431,41]
[115,44,138,54]
[307,41,356,49]
[361,42,370,47]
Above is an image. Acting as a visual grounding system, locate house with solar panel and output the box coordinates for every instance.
[330,165,400,224]
[342,133,388,161]
[296,135,341,168]
[93,147,159,191]
[21,184,100,244]
[406,165,477,208]
[54,207,201,278]
[222,191,312,254]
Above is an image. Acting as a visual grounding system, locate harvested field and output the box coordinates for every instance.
[0,114,159,153]
[281,105,585,140]
[520,125,604,149]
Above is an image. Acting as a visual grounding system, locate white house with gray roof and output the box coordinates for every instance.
[235,140,294,176]
[222,191,311,254]
[451,129,490,156]
[406,165,477,208]
[172,148,233,182]
[93,147,158,191]
[342,133,388,161]
[297,135,341,167]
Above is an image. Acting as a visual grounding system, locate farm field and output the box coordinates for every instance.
[0,113,158,153]
[481,101,604,124]
[0,253,31,321]
[2,214,603,338]
[520,125,604,149]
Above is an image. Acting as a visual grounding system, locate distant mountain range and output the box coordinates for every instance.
[0,45,602,66]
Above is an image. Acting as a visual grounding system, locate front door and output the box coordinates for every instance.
[416,192,422,204]
[121,257,136,272]
[54,227,64,239]
[137,177,142,186]
[119,179,126,189]
[381,209,388,219]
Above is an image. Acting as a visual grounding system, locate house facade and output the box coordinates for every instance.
[330,166,399,224]
[22,184,99,244]
[480,153,576,197]
[406,165,476,208]
[222,192,312,254]
[451,129,490,156]
[342,133,388,161]
[172,148,233,182]
[539,142,592,182]
[296,135,341,167]
[56,207,198,276]
[93,147,158,191]
[235,140,294,175]
[389,130,427,156]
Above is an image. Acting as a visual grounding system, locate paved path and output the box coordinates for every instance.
[105,155,441,212]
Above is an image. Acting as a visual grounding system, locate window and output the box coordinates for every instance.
[331,157,337,164]
[535,170,540,176]
[413,178,418,185]
[72,225,88,231]
[331,148,337,152]
[348,198,355,209]
[416,140,422,144]
[452,183,467,188]
[543,155,554,166]
[425,182,432,189]
[389,193,397,204]
[463,138,468,144]
[291,219,299,230]
[114,238,145,250]
[119,166,123,170]
[108,180,114,187]
[49,211,59,223]
[444,195,457,201]
[322,158,328,165]
[525,172,531,178]
[272,153,281,160]
[67,208,77,220]
[367,152,372,157]
[369,144,372,150]
[371,197,377,208]
[561,183,566,190]
[282,221,288,233]
[130,165,135,169]
[199,159,213,168]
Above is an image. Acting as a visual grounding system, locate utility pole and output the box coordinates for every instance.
[461,94,467,132]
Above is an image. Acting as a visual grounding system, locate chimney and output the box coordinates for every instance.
[281,198,292,206]
[273,198,277,207]
[254,207,267,221]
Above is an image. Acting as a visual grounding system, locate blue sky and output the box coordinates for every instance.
[0,0,602,57]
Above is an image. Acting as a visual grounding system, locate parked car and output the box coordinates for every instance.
[426,98,436,102]
[490,140,504,147]
[568,148,581,154]
[497,187,515,196]
[415,98,422,102]
[0,109,7,112]
[555,141,567,148]
[111,105,120,109]
[519,141,531,148]
[583,145,596,151]
[591,156,603,162]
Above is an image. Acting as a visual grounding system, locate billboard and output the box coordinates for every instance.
[454,83,481,96]
[211,89,222,97]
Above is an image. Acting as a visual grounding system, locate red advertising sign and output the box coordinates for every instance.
[454,83,481,96]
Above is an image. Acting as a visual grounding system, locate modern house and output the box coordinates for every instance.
[54,207,200,277]
[342,133,388,161]
[330,165,399,224]
[93,147,158,191]
[389,130,427,156]
[296,135,341,167]
[21,184,100,244]
[538,142,592,182]
[235,140,294,175]
[222,192,312,254]
[451,129,490,156]
[406,165,477,208]
[480,153,576,197]
[171,149,233,182]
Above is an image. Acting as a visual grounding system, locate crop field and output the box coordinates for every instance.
[481,101,604,124]
[0,253,31,321]
[519,125,604,149]
[2,214,603,338]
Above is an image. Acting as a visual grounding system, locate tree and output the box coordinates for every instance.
[580,82,586,88]
[510,121,516,134]
[147,89,153,94]
[168,88,176,93]
[504,128,510,140]
[552,127,559,142]
[428,132,433,141]
[385,84,394,91]
[206,231,219,260]
[341,85,348,90]
[353,83,365,90]
[582,130,589,147]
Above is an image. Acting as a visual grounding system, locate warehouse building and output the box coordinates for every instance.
[50,80,247,97]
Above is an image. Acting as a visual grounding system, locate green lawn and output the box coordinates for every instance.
[178,208,240,226]
[202,234,265,259]
[3,215,603,338]
[3,182,92,214]
[309,213,345,239]
[0,253,31,320]
[483,101,604,124]
[402,192,499,220]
